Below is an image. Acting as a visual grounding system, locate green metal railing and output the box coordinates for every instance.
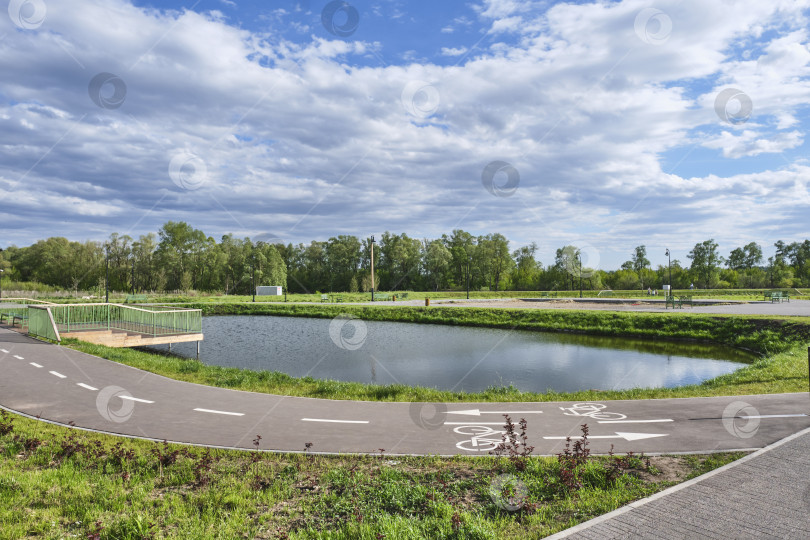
[28,306,60,342]
[26,303,201,340]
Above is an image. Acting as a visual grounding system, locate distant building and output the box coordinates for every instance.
[256,286,283,296]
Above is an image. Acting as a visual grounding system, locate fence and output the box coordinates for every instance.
[24,303,202,342]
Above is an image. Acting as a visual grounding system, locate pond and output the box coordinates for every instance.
[147,315,754,393]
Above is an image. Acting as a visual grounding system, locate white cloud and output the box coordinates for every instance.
[440,46,468,56]
[1,0,809,268]
[703,130,804,158]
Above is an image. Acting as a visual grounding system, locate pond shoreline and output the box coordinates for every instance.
[62,304,810,403]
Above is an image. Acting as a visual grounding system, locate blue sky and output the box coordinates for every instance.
[1,0,810,270]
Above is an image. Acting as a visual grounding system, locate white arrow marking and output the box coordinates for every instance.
[30,362,43,368]
[444,422,510,425]
[598,419,673,424]
[77,383,98,391]
[119,395,153,404]
[49,371,67,379]
[544,432,668,441]
[193,408,244,416]
[740,414,807,419]
[302,418,369,424]
[448,409,543,416]
[13,355,24,360]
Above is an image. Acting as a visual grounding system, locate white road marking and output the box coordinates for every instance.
[119,396,154,404]
[13,355,23,360]
[49,371,67,379]
[448,409,543,416]
[598,419,674,424]
[77,383,98,391]
[444,422,512,425]
[740,414,807,419]
[194,408,244,416]
[29,362,43,368]
[544,432,668,441]
[0,348,8,353]
[301,418,369,424]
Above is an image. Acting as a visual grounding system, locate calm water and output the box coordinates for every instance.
[148,316,753,393]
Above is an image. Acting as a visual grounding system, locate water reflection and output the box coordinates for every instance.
[147,316,754,393]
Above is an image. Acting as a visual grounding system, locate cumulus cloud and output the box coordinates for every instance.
[1,0,809,268]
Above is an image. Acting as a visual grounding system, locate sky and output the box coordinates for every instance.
[1,0,809,270]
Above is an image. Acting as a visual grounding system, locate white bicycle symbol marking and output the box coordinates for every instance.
[559,403,627,421]
[454,425,505,452]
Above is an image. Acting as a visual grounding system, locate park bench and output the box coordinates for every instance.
[125,294,148,303]
[770,292,790,303]
[373,293,391,301]
[763,291,773,301]
[399,293,409,300]
[320,294,329,303]
[679,295,694,307]
[665,295,682,309]
[539,292,558,298]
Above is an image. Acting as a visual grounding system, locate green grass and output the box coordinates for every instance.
[0,410,745,539]
[13,287,809,304]
[63,304,810,403]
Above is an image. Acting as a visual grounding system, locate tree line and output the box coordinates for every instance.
[0,222,808,294]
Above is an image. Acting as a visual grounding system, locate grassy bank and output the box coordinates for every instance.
[0,410,744,539]
[9,287,809,304]
[65,304,810,403]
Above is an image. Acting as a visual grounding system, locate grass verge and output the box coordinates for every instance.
[0,410,745,539]
[64,304,810,403]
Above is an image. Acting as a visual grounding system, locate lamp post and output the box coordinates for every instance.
[0,268,4,300]
[105,248,110,303]
[251,262,256,303]
[370,235,376,302]
[665,248,672,297]
[131,257,135,295]
[466,255,471,300]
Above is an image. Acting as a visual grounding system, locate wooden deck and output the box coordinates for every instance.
[60,329,204,348]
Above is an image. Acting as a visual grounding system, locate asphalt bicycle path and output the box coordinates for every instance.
[2,326,810,457]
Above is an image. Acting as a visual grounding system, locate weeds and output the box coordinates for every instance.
[556,424,591,493]
[489,415,534,471]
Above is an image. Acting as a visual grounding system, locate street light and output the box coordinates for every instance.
[105,247,110,303]
[466,255,472,300]
[0,268,4,300]
[370,235,376,302]
[665,248,672,297]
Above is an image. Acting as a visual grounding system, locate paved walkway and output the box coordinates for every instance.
[549,425,810,539]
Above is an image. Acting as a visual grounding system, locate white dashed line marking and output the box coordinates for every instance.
[30,362,43,368]
[119,396,154,404]
[49,371,67,379]
[77,383,98,391]
[13,355,23,360]
[193,408,244,416]
[301,418,369,424]
[598,419,674,424]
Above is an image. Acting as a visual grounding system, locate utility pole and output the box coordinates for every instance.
[370,235,376,301]
[466,255,471,300]
[105,249,109,303]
